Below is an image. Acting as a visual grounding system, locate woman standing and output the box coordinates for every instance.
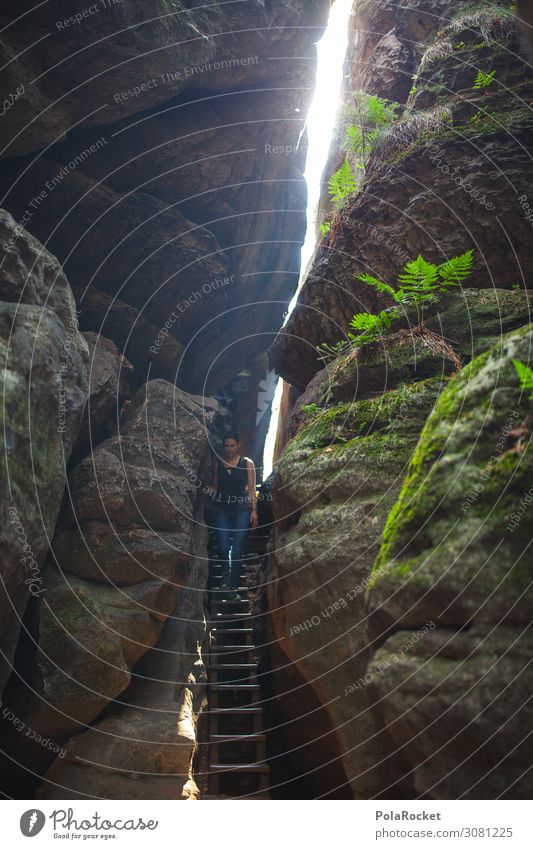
[208,433,258,601]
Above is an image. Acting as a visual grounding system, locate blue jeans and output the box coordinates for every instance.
[215,507,251,589]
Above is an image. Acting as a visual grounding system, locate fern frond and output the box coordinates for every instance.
[397,255,439,291]
[438,249,474,286]
[345,125,364,152]
[512,359,533,400]
[349,310,394,345]
[356,273,397,299]
[474,69,496,90]
[328,159,357,207]
[350,313,379,332]
[366,94,399,126]
[316,334,354,361]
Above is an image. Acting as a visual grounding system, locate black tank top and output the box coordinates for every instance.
[217,456,250,507]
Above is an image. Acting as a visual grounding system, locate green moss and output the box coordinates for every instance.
[281,379,445,468]
[372,325,533,577]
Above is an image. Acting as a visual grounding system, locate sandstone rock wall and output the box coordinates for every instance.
[0,1,330,395]
[0,1,328,157]
[367,324,533,799]
[36,505,210,800]
[0,1,330,799]
[271,1,533,390]
[0,210,89,698]
[0,375,216,797]
[265,0,533,799]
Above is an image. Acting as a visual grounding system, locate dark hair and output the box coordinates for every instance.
[223,431,240,443]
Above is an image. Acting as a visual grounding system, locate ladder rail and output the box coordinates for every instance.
[207,541,270,799]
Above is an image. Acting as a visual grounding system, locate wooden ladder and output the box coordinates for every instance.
[206,537,270,799]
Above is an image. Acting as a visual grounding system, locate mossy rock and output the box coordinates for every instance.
[283,377,446,463]
[367,624,533,798]
[308,290,531,407]
[367,323,533,632]
[268,376,446,797]
[409,6,526,112]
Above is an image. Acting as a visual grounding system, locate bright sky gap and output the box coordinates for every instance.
[262,0,352,480]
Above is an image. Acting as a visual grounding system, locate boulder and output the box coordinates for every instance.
[0,210,88,697]
[367,626,533,799]
[266,377,445,797]
[0,165,229,350]
[52,522,191,586]
[36,516,209,800]
[59,380,217,531]
[76,289,185,385]
[0,380,216,795]
[367,324,533,797]
[72,332,133,459]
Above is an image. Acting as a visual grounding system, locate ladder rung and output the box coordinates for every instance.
[215,613,251,620]
[211,734,265,742]
[213,599,249,605]
[211,628,253,634]
[207,707,262,715]
[211,683,260,691]
[210,763,269,773]
[212,663,257,669]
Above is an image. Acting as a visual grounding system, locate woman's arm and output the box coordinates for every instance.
[246,459,258,527]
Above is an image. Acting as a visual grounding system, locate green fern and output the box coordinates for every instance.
[318,251,475,364]
[345,125,381,158]
[315,311,394,361]
[316,339,351,362]
[356,250,474,307]
[328,159,357,208]
[320,221,332,237]
[473,69,496,90]
[348,310,398,345]
[397,255,439,294]
[344,93,399,161]
[512,359,533,400]
[438,249,475,286]
[356,273,397,299]
[367,95,398,126]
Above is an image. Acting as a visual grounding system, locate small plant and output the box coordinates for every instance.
[512,360,533,400]
[326,92,400,209]
[348,309,398,345]
[409,73,418,97]
[316,251,475,364]
[473,69,496,90]
[300,403,321,415]
[344,93,400,162]
[356,250,475,316]
[328,159,357,208]
[316,338,352,361]
[320,221,332,237]
[316,310,397,362]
